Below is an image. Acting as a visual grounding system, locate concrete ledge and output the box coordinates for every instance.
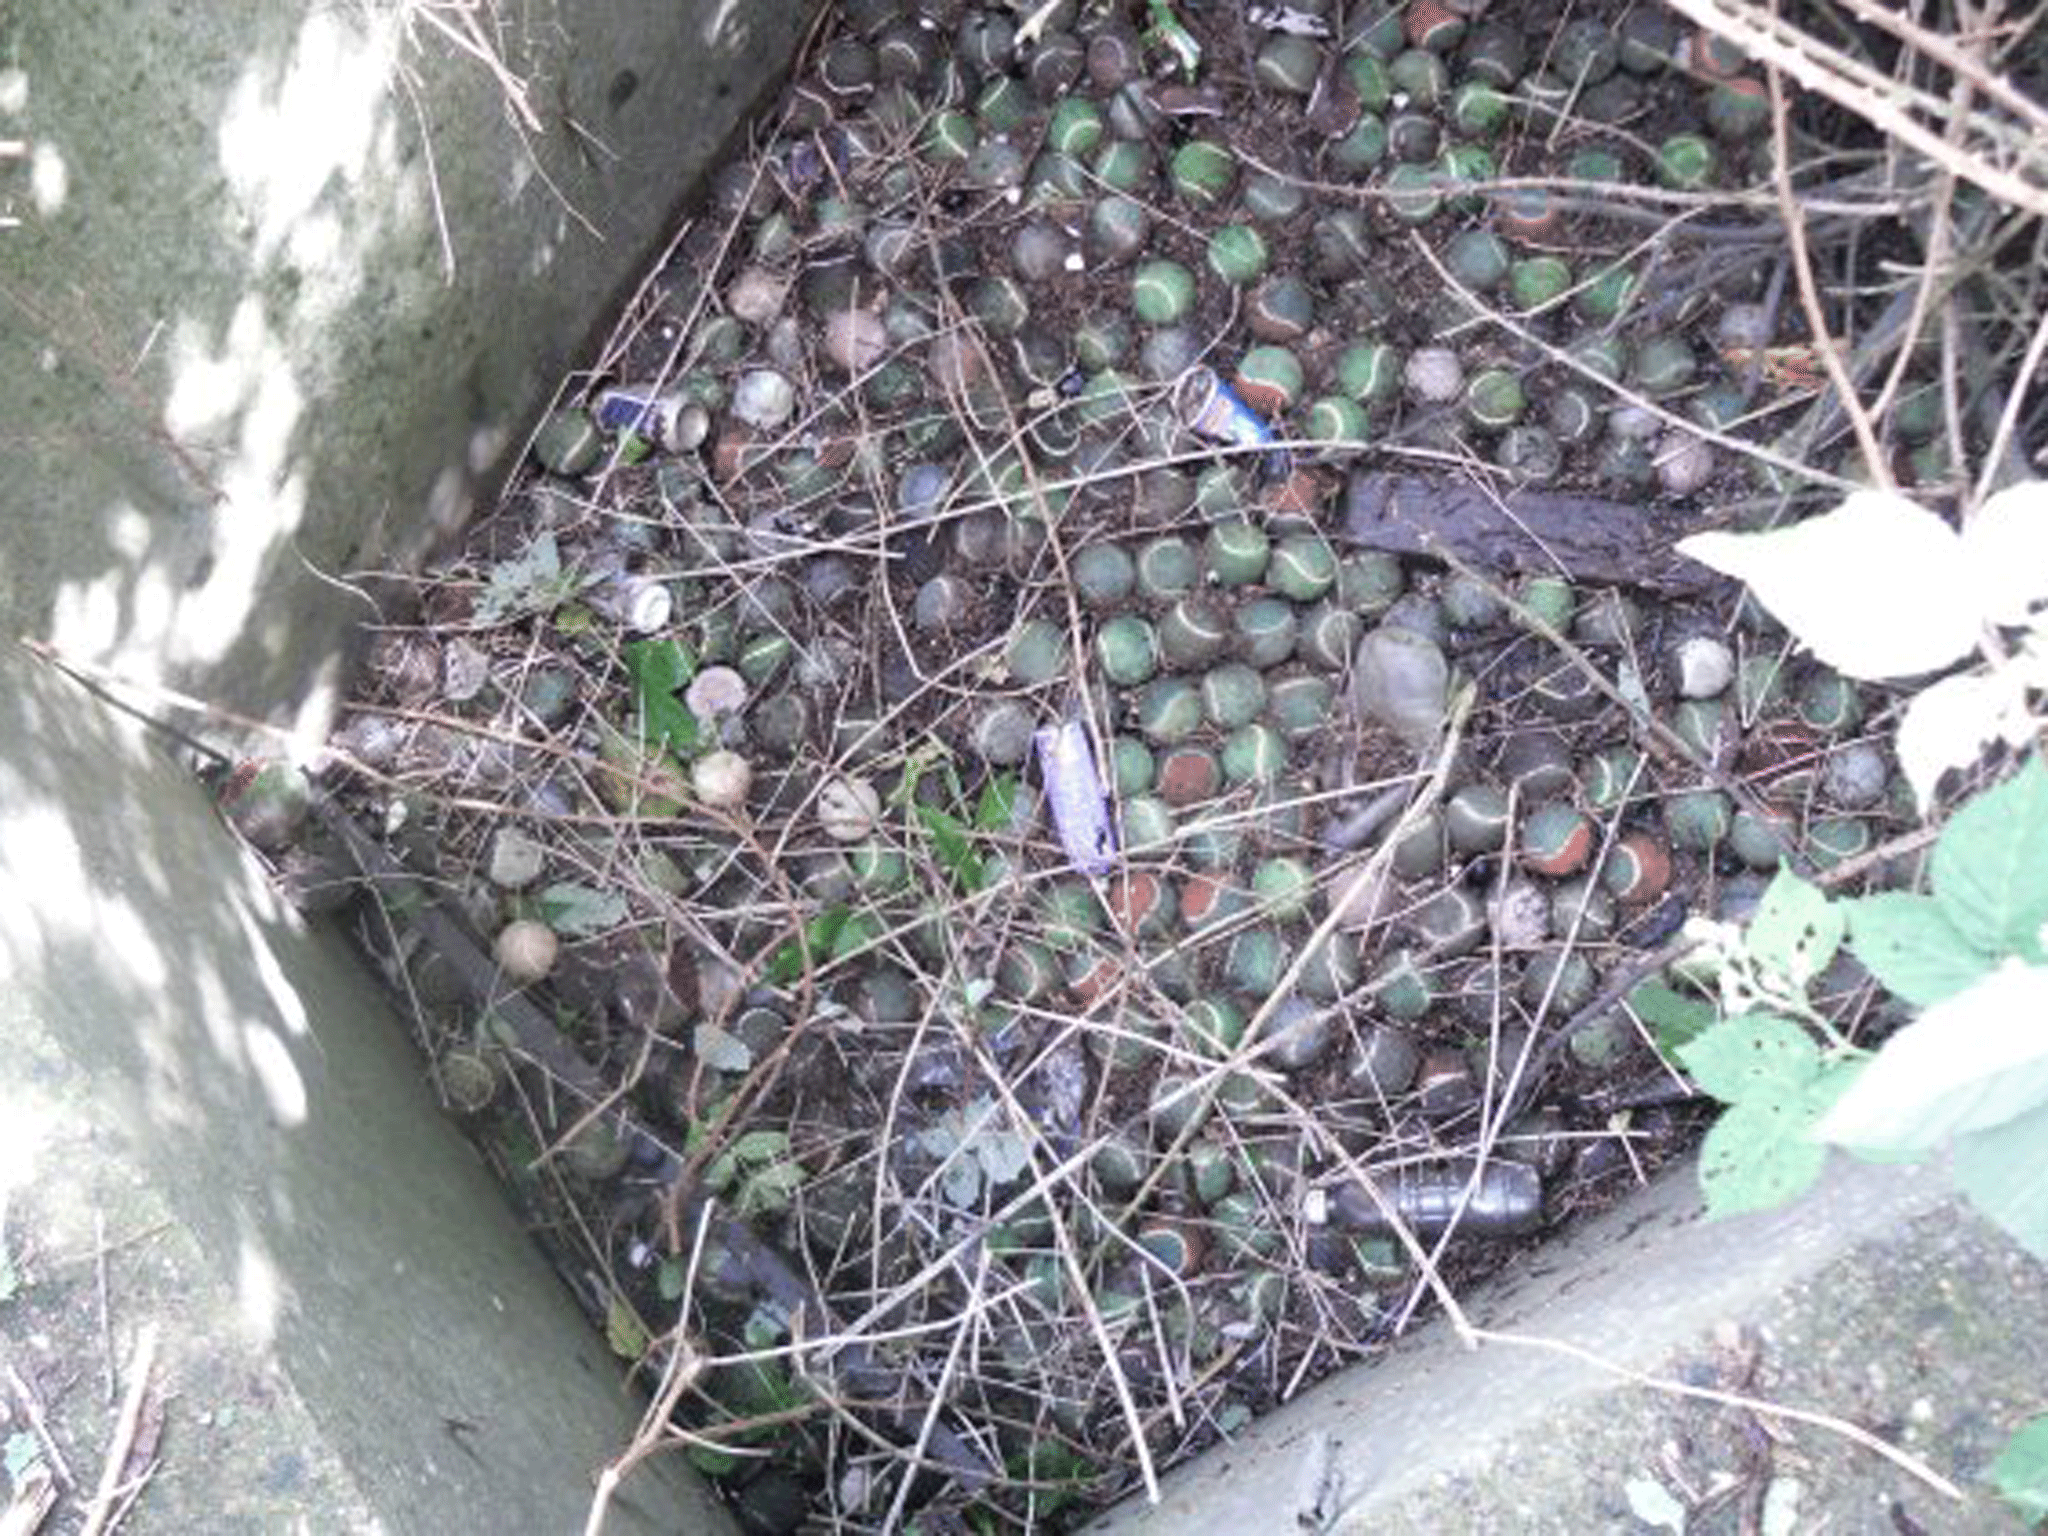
[1083,1155,2044,1534]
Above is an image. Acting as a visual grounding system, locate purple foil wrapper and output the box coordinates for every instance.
[1034,717,1117,877]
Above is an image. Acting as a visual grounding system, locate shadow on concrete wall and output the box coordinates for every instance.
[0,3,803,1525]
[0,0,786,729]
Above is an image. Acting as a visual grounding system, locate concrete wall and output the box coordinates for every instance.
[1084,1155,2044,1534]
[1,0,808,727]
[0,1,815,1528]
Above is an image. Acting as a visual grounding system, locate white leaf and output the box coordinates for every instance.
[1895,670,2023,813]
[976,1128,1033,1186]
[1760,1477,1803,1536]
[1677,492,1979,680]
[1960,481,2048,627]
[1623,1476,1687,1532]
[1812,960,2048,1151]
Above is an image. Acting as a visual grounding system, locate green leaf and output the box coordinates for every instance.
[1812,960,2048,1152]
[475,531,570,624]
[656,1256,686,1302]
[1953,1099,2048,1262]
[535,880,628,939]
[917,805,988,892]
[736,1158,804,1219]
[704,1146,739,1194]
[622,638,706,755]
[1990,1414,2048,1520]
[974,773,1019,832]
[1627,980,1720,1057]
[1745,870,1844,989]
[685,1443,740,1478]
[1675,491,1980,681]
[1895,669,2031,815]
[730,1129,790,1164]
[593,722,687,816]
[1844,892,1996,1007]
[764,906,852,985]
[942,1157,981,1209]
[605,1296,649,1360]
[1698,1097,1832,1216]
[1931,756,2048,959]
[975,1127,1033,1187]
[1678,1014,1822,1106]
[830,909,887,961]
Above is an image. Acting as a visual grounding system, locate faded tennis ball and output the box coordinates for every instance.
[495,919,559,984]
[691,749,754,810]
[819,776,883,841]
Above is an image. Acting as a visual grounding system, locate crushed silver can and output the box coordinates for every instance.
[1176,365,1276,451]
[593,384,709,452]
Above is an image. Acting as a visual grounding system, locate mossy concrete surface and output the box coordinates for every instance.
[0,0,816,1528]
[0,0,811,723]
[1084,1155,2046,1535]
[1,648,727,1531]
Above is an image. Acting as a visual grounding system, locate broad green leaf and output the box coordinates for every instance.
[975,773,1019,832]
[737,1158,804,1218]
[730,1129,790,1164]
[764,906,853,985]
[830,909,888,961]
[1626,979,1719,1056]
[1895,669,2031,814]
[1812,960,2048,1151]
[475,531,569,624]
[622,637,706,755]
[1931,756,2048,958]
[1800,1056,1866,1122]
[623,635,693,693]
[742,1302,790,1350]
[917,804,988,892]
[942,1157,981,1209]
[685,1444,740,1478]
[1953,1099,2048,1262]
[694,1022,754,1074]
[1676,491,1979,681]
[703,1145,739,1194]
[605,1296,649,1360]
[535,880,628,938]
[1990,1414,2048,1520]
[1844,892,1994,1006]
[1745,870,1844,988]
[656,1256,686,1302]
[1698,1097,1831,1216]
[1678,1014,1821,1106]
